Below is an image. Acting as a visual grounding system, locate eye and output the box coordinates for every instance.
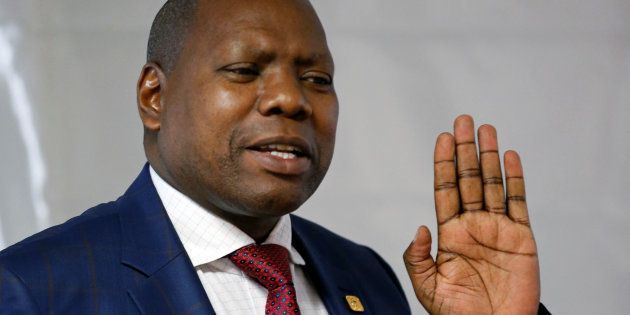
[302,71,333,87]
[228,67,259,76]
[220,63,260,82]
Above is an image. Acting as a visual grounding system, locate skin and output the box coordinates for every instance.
[137,1,540,313]
[137,0,338,242]
[403,115,541,314]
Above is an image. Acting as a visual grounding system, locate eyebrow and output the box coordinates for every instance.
[232,46,334,69]
[295,53,334,68]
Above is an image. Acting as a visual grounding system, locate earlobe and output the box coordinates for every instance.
[137,63,166,131]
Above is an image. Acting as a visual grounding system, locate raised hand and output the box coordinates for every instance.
[404,115,540,314]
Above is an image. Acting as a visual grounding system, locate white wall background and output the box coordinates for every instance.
[1,1,628,313]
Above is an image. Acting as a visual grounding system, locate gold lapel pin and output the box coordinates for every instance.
[345,295,365,312]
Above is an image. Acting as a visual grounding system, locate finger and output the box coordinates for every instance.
[504,150,530,225]
[434,132,459,224]
[403,226,437,306]
[454,115,483,211]
[478,125,506,214]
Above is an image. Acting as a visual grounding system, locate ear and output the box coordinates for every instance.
[137,63,167,131]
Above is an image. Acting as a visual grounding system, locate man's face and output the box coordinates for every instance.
[156,0,338,219]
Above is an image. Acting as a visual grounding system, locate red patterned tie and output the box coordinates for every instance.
[229,244,301,315]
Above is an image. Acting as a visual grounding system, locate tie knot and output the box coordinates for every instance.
[229,244,294,291]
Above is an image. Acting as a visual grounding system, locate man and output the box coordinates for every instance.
[0,0,548,314]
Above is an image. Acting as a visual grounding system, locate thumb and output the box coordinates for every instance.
[403,225,437,302]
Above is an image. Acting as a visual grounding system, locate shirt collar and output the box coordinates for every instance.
[149,166,305,267]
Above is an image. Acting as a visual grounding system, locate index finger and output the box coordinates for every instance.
[434,132,459,224]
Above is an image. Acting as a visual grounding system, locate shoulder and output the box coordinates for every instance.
[291,215,407,294]
[0,200,121,272]
[0,201,124,313]
[291,215,358,246]
[291,215,383,258]
[291,215,411,313]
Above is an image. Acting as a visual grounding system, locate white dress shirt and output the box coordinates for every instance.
[150,167,328,315]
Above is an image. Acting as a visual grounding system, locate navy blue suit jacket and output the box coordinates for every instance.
[0,165,411,314]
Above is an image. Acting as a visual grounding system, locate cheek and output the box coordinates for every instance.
[201,85,257,125]
[212,88,247,111]
[313,103,339,162]
[189,86,257,158]
[315,100,339,138]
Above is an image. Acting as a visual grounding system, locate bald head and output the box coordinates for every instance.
[146,0,325,76]
[146,0,199,75]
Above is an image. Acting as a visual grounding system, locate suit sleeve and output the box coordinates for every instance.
[0,265,41,314]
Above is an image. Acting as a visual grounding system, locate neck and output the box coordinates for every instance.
[214,210,281,244]
[147,154,282,244]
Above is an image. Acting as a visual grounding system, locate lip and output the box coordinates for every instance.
[245,135,313,159]
[244,135,314,176]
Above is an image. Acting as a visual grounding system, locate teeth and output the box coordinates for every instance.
[270,151,297,159]
[261,144,302,154]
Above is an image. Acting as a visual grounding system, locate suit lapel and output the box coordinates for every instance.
[126,253,214,315]
[292,216,373,315]
[117,166,370,314]
[118,164,215,314]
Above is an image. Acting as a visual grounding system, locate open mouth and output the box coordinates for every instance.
[249,144,307,160]
[244,137,313,175]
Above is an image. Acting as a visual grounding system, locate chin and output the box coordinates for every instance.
[255,189,312,216]
[233,178,316,218]
[201,161,327,219]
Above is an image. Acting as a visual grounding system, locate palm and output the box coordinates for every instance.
[431,213,538,314]
[404,115,540,315]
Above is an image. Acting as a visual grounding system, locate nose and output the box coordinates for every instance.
[257,72,312,121]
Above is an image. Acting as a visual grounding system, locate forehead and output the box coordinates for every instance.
[189,0,332,62]
[198,0,321,29]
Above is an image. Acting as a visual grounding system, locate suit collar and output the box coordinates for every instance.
[118,164,214,314]
[119,163,183,275]
[117,164,367,314]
